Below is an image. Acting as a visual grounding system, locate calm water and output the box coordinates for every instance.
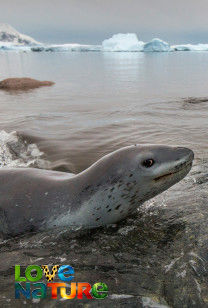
[0,51,207,173]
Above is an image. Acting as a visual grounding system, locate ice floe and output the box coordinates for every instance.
[173,44,208,51]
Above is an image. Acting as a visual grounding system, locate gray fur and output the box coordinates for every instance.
[0,145,194,237]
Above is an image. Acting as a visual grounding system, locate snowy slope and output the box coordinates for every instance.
[0,23,39,45]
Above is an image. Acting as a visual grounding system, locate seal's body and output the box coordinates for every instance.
[0,145,194,237]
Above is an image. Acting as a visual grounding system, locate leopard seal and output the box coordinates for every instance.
[0,145,194,237]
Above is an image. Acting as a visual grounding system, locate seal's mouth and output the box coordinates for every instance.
[154,160,193,182]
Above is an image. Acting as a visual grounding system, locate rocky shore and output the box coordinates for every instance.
[0,142,207,307]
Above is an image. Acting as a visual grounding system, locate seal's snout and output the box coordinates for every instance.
[175,147,194,162]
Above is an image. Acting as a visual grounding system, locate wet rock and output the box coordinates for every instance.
[31,47,45,52]
[195,174,208,184]
[0,158,207,307]
[0,77,54,91]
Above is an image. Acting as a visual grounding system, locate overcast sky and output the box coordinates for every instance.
[0,0,208,44]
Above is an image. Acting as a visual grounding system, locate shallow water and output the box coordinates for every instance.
[0,51,208,171]
[0,51,207,307]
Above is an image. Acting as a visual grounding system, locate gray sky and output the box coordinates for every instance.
[0,0,208,44]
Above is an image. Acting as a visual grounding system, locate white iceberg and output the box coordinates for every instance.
[0,23,39,46]
[102,33,144,52]
[143,38,171,52]
[173,44,208,51]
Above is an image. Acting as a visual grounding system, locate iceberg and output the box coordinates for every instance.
[143,38,171,52]
[0,23,39,45]
[102,34,172,52]
[102,33,144,52]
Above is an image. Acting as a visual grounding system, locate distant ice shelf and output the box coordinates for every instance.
[31,44,102,52]
[1,26,208,53]
[172,44,208,51]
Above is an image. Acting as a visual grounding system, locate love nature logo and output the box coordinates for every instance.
[15,265,108,300]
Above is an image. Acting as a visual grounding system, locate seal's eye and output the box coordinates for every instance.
[142,159,155,168]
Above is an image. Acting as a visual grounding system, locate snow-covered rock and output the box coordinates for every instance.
[102,33,144,52]
[0,23,39,45]
[143,38,171,52]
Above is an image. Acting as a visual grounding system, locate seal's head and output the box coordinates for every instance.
[78,144,194,226]
[104,144,193,199]
[125,145,194,202]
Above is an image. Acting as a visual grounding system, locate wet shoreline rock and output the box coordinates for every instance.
[0,161,207,307]
[0,139,207,307]
[0,77,54,91]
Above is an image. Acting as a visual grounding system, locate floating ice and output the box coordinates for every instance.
[31,43,101,52]
[102,33,144,52]
[29,41,208,53]
[0,42,31,52]
[143,38,171,52]
[172,44,208,51]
